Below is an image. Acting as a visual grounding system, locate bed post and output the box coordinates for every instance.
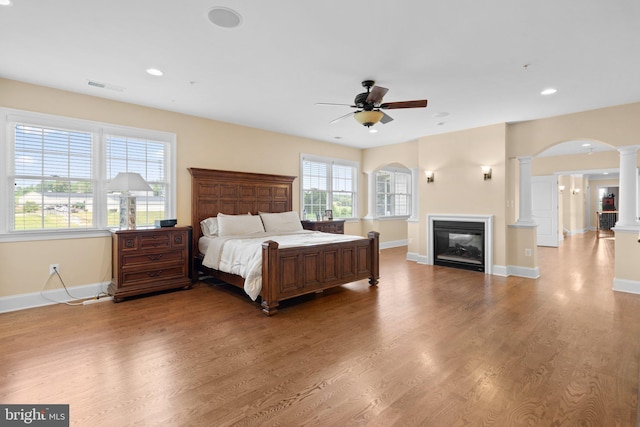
[368,231,380,286]
[261,240,280,316]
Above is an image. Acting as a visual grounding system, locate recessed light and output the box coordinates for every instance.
[541,88,557,95]
[0,0,12,6]
[146,68,163,76]
[208,7,242,28]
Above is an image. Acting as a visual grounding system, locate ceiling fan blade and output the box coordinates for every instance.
[380,112,394,124]
[316,102,357,108]
[330,111,355,124]
[367,85,389,104]
[380,99,428,109]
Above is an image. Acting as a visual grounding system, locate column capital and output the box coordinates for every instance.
[617,145,640,154]
[517,156,534,164]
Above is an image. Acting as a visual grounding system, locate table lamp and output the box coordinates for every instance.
[107,172,152,229]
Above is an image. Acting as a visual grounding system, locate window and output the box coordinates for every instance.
[1,108,175,238]
[301,154,358,220]
[375,167,411,217]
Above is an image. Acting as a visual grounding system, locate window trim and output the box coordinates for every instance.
[0,107,176,242]
[299,153,359,220]
[367,165,416,220]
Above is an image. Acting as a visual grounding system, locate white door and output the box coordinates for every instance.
[532,175,559,247]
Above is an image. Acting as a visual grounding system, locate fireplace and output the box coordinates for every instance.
[433,221,484,272]
[427,214,493,274]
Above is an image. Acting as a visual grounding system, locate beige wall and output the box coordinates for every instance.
[418,124,508,265]
[0,78,363,297]
[507,102,640,157]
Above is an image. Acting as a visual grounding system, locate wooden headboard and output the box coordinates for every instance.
[188,168,297,254]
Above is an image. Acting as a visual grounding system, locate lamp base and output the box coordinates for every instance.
[119,195,137,229]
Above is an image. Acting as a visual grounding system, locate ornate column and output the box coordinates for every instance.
[409,167,419,222]
[364,171,376,219]
[516,156,535,225]
[616,146,640,227]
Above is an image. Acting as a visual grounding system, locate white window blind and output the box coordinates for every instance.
[105,135,168,228]
[301,155,358,219]
[13,124,94,230]
[2,108,176,238]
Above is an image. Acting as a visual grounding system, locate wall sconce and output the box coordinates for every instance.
[481,166,492,180]
[425,170,434,183]
[572,188,581,195]
[559,185,565,193]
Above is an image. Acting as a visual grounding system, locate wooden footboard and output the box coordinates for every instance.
[260,231,379,315]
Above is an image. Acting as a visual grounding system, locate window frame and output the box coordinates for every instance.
[372,166,413,219]
[0,108,176,242]
[300,153,359,220]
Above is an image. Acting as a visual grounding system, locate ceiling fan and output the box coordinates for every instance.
[317,80,428,128]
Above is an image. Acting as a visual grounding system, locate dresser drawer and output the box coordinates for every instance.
[119,264,187,288]
[140,233,171,250]
[121,250,184,268]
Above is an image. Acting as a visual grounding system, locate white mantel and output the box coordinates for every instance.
[427,214,494,275]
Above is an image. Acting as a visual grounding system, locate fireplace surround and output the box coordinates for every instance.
[427,214,493,274]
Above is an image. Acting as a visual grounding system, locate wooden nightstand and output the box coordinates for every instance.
[301,219,345,234]
[109,226,192,302]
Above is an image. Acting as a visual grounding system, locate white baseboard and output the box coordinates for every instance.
[380,239,408,250]
[406,252,429,264]
[506,265,540,279]
[0,281,111,313]
[613,278,640,294]
[492,265,508,276]
[565,228,588,236]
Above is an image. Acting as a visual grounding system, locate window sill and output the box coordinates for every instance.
[363,216,411,221]
[0,229,112,243]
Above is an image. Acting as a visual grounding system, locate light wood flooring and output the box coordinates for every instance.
[1,232,639,426]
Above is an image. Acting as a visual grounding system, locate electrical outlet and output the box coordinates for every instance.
[49,264,60,275]
[524,249,532,257]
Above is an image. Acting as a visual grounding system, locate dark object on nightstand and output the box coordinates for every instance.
[109,226,192,301]
[155,219,177,227]
[301,219,345,234]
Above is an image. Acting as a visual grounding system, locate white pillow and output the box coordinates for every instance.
[217,213,265,236]
[259,211,303,233]
[200,217,218,237]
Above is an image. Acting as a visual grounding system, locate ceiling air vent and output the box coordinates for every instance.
[87,80,124,92]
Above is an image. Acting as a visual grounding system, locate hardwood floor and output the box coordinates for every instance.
[1,232,639,426]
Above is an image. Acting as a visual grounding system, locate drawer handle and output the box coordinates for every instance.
[147,270,163,277]
[147,254,163,261]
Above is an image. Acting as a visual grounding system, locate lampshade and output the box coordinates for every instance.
[354,110,383,127]
[107,172,152,193]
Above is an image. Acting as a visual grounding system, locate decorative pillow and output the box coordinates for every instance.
[200,217,218,237]
[217,213,265,236]
[259,211,303,233]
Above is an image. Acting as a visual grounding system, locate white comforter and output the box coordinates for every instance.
[201,231,365,300]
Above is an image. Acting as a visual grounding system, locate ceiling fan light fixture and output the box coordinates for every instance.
[354,110,383,127]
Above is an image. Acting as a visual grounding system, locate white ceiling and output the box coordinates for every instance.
[1,1,639,150]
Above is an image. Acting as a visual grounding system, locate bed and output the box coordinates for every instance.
[189,168,380,315]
